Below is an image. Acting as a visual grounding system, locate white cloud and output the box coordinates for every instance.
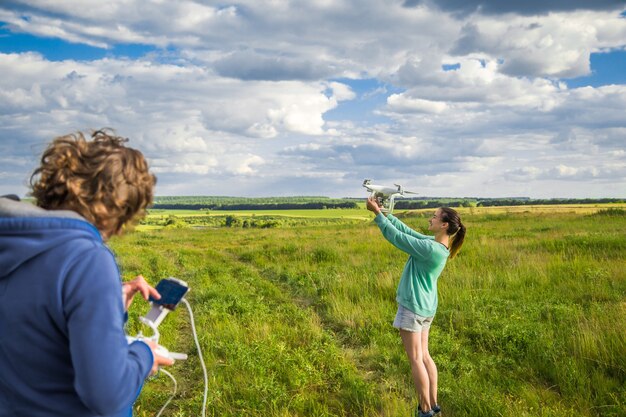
[505,162,626,183]
[228,155,265,175]
[213,50,335,81]
[0,51,352,196]
[0,83,46,111]
[327,82,356,101]
[450,11,626,78]
[246,123,278,139]
[151,162,213,176]
[387,94,448,114]
[0,52,343,138]
[0,1,240,48]
[404,0,624,15]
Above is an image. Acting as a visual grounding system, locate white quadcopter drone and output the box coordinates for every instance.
[363,179,418,213]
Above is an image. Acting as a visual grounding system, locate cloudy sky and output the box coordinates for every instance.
[1,1,625,199]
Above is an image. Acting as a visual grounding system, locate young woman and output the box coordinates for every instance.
[366,197,466,417]
[0,130,173,417]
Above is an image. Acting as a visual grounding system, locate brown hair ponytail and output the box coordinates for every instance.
[440,207,466,258]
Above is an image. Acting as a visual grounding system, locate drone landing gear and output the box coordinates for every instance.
[374,194,396,214]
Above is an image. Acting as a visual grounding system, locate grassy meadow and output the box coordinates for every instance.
[110,205,626,417]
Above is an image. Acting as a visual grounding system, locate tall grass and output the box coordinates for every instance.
[110,207,626,417]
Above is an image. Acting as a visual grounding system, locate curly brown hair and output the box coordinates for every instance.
[30,129,156,239]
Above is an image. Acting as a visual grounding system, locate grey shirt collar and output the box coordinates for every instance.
[0,197,86,221]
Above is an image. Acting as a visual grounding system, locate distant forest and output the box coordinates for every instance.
[396,197,624,209]
[150,196,624,211]
[152,196,358,210]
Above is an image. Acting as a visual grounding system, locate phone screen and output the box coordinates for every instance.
[149,278,189,310]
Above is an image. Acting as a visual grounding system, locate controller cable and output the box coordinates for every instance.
[152,298,208,417]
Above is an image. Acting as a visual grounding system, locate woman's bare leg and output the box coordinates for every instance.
[400,329,432,412]
[421,329,438,407]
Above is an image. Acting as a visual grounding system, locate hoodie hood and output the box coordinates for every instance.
[0,197,101,280]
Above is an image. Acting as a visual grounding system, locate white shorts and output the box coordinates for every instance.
[393,304,434,332]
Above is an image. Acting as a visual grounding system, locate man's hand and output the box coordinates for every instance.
[122,275,160,311]
[144,340,175,375]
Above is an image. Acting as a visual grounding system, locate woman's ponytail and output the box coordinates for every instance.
[439,207,466,258]
[449,222,465,258]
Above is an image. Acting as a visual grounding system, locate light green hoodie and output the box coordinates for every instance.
[374,213,449,317]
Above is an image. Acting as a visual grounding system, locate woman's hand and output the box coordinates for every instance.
[122,275,160,311]
[366,196,383,215]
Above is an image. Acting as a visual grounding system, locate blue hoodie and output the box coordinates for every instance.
[0,197,153,417]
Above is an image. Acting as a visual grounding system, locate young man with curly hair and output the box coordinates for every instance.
[0,130,173,417]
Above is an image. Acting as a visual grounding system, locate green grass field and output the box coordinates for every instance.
[111,205,626,417]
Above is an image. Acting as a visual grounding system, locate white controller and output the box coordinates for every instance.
[154,344,188,361]
[127,336,188,361]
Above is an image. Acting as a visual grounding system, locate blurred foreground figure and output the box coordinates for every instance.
[0,130,173,417]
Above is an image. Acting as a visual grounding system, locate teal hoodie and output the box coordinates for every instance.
[374,213,449,317]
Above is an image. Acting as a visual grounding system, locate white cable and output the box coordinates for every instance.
[155,369,177,417]
[182,298,209,417]
[148,298,208,417]
[139,316,160,341]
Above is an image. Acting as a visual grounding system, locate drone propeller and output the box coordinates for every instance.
[403,190,419,195]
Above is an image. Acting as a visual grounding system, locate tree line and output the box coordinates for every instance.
[395,198,623,209]
[152,202,358,210]
[150,196,624,211]
[476,198,623,207]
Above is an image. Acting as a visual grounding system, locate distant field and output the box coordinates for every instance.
[140,203,626,231]
[458,203,626,215]
[114,205,626,417]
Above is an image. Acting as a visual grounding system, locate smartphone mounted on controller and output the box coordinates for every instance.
[145,277,189,327]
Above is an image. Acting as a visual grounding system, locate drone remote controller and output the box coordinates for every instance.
[154,345,188,361]
[127,278,190,363]
[126,336,188,361]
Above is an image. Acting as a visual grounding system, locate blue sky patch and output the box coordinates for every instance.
[566,49,626,88]
[442,63,460,71]
[0,26,157,61]
[324,78,403,124]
